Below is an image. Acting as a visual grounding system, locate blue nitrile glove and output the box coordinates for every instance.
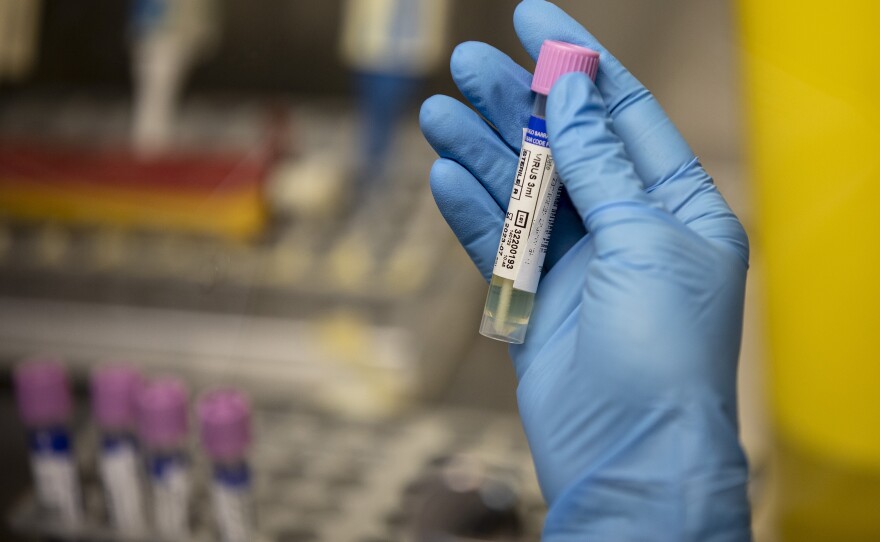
[419,1,752,540]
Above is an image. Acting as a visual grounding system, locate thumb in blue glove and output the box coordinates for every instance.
[420,1,752,540]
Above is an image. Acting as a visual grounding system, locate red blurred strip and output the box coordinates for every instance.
[0,141,270,194]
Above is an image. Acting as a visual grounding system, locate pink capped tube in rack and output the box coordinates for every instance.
[137,377,191,539]
[14,357,83,526]
[91,363,148,535]
[198,388,254,542]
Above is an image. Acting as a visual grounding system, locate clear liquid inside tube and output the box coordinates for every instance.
[480,274,535,344]
[480,95,548,344]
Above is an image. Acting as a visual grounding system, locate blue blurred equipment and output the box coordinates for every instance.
[340,0,449,187]
[420,1,752,540]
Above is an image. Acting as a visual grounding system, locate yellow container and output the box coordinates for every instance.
[738,0,880,538]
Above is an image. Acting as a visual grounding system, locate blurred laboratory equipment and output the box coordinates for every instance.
[138,377,192,539]
[130,0,218,156]
[198,389,254,542]
[0,93,479,413]
[0,0,41,82]
[739,1,880,540]
[0,1,473,416]
[0,100,276,239]
[13,358,83,528]
[91,363,149,535]
[340,0,449,189]
[0,0,472,428]
[406,454,523,541]
[8,359,545,541]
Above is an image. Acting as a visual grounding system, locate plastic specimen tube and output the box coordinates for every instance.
[198,389,254,542]
[480,40,599,343]
[13,358,83,526]
[137,377,191,539]
[91,364,148,535]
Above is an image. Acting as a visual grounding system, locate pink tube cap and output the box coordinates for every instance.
[137,377,188,449]
[198,389,251,461]
[14,357,73,427]
[91,364,144,430]
[531,40,600,95]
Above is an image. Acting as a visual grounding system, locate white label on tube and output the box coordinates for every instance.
[492,116,561,293]
[100,441,147,533]
[31,454,82,526]
[151,458,191,538]
[213,481,252,542]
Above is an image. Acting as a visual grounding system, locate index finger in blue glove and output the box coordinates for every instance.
[450,41,534,151]
[514,0,695,191]
[420,90,589,272]
[516,0,748,263]
[429,158,505,281]
[420,94,519,209]
[547,73,656,229]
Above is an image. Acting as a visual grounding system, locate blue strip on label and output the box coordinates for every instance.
[149,453,187,479]
[525,116,549,147]
[28,427,72,455]
[214,463,250,488]
[101,433,139,453]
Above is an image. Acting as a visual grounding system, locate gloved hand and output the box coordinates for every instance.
[420,1,752,540]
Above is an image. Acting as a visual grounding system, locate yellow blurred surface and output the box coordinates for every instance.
[740,0,880,470]
[775,442,880,541]
[0,181,266,240]
[740,0,880,538]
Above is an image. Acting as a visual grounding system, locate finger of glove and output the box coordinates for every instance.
[420,94,519,208]
[449,41,534,151]
[446,7,744,261]
[513,1,696,198]
[421,94,587,271]
[649,164,750,265]
[429,159,505,281]
[546,73,656,229]
[516,1,747,263]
